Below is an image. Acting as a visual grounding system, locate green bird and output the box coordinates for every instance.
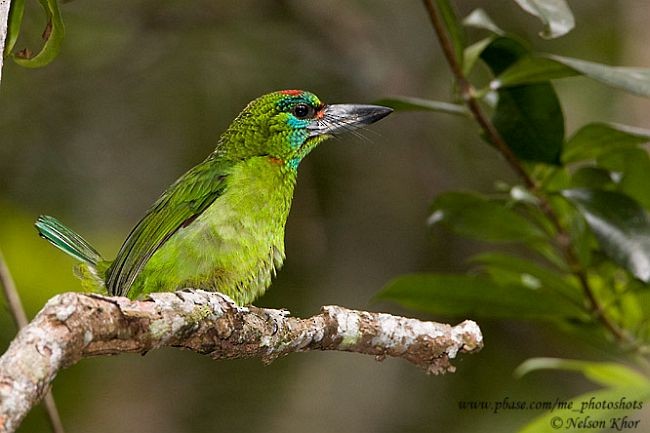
[35,90,391,304]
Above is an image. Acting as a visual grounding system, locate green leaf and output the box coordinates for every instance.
[429,192,545,242]
[374,96,467,116]
[463,37,495,75]
[597,148,650,210]
[462,9,504,35]
[471,252,579,298]
[552,54,650,97]
[493,56,578,89]
[512,0,575,39]
[562,189,650,282]
[492,55,650,98]
[379,274,582,319]
[534,165,570,192]
[12,0,65,68]
[481,38,564,164]
[516,358,649,388]
[435,0,465,67]
[563,122,650,163]
[519,386,650,433]
[492,84,564,164]
[4,0,26,56]
[567,204,594,267]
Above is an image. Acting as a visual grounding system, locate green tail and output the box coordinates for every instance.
[35,215,103,266]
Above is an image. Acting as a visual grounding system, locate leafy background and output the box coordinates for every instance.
[2,1,650,432]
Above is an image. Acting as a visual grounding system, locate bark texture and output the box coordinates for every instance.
[0,290,483,433]
[0,0,9,84]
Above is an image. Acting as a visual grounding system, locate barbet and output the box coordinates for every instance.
[36,90,392,304]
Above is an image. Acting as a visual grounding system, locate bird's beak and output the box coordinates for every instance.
[306,104,393,137]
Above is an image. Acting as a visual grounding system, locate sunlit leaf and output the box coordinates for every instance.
[517,359,650,433]
[519,386,650,433]
[379,274,582,319]
[516,358,649,388]
[375,97,467,116]
[429,192,545,242]
[481,38,564,164]
[618,290,644,331]
[563,122,650,163]
[562,189,650,282]
[512,0,575,39]
[463,8,504,35]
[12,0,65,68]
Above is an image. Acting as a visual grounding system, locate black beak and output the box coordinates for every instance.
[307,104,393,137]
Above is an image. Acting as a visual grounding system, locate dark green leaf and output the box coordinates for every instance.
[12,0,65,68]
[429,192,545,242]
[563,122,650,163]
[597,148,650,210]
[516,358,649,388]
[481,38,564,164]
[562,189,650,282]
[379,274,582,319]
[569,167,614,189]
[492,84,564,164]
[512,0,575,39]
[4,0,26,56]
[480,37,528,75]
[462,9,504,35]
[374,97,467,116]
[435,0,465,67]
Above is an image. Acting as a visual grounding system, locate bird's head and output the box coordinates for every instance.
[216,90,392,169]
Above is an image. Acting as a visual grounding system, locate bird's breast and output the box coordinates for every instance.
[140,156,297,303]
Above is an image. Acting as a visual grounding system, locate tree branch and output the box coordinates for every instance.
[0,290,482,433]
[0,248,65,433]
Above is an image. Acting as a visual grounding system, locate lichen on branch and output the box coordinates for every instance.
[0,290,482,433]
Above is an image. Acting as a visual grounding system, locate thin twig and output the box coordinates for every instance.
[420,0,633,345]
[0,249,28,328]
[0,248,66,433]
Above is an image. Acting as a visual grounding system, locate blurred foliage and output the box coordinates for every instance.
[3,1,650,433]
[380,1,650,431]
[5,0,65,67]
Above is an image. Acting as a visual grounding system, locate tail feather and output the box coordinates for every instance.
[35,215,102,266]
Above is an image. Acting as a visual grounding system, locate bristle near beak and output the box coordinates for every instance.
[306,104,393,137]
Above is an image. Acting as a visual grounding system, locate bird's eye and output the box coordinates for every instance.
[292,103,314,119]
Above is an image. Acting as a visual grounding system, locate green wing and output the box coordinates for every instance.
[106,155,229,296]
